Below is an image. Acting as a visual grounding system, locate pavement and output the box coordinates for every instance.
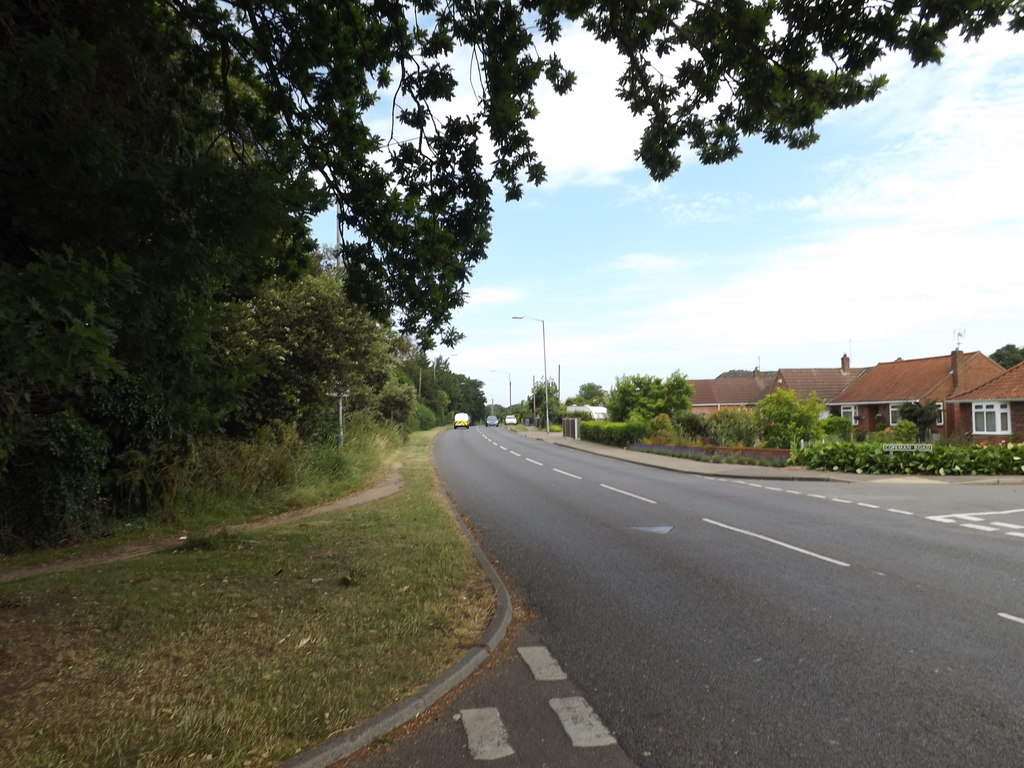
[282,427,1023,767]
[519,426,1024,486]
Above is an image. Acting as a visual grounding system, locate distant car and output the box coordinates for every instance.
[504,414,517,425]
[485,415,499,427]
[453,412,470,429]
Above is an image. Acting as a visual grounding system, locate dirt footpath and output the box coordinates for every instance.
[0,463,404,584]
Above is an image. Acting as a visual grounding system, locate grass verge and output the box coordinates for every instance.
[0,429,493,768]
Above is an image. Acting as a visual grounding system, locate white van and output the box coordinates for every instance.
[453,412,470,429]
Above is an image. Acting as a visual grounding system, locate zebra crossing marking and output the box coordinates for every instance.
[459,707,514,760]
[518,646,568,681]
[548,696,618,748]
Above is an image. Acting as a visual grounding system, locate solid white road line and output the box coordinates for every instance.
[518,646,568,681]
[460,708,515,760]
[998,612,1024,625]
[703,518,851,567]
[548,697,618,748]
[600,484,657,504]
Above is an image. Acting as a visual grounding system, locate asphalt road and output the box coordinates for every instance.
[348,426,1024,767]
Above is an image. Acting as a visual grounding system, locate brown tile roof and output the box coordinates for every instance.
[949,362,1024,401]
[829,351,1004,405]
[772,368,867,402]
[691,376,773,407]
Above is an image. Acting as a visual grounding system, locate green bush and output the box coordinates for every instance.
[647,413,676,444]
[706,408,758,447]
[0,409,110,549]
[407,403,439,431]
[581,420,648,446]
[864,420,919,445]
[821,415,854,442]
[675,411,708,441]
[790,441,1024,475]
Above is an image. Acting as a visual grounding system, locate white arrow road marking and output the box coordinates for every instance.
[459,708,515,760]
[548,697,617,748]
[518,646,568,681]
[703,518,851,567]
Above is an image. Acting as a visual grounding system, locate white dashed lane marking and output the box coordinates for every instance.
[552,468,582,480]
[600,484,657,504]
[718,475,1024,540]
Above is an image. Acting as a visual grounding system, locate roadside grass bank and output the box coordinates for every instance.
[0,417,396,569]
[0,428,493,768]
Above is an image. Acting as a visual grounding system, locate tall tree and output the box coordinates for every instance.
[607,373,690,422]
[991,344,1024,368]
[571,383,608,406]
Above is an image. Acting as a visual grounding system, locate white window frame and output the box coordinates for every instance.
[972,401,1011,435]
[934,402,944,427]
[889,403,905,426]
[840,405,858,424]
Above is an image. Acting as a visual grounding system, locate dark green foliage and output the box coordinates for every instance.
[991,344,1024,368]
[897,402,943,441]
[580,420,649,446]
[675,411,709,442]
[0,410,109,549]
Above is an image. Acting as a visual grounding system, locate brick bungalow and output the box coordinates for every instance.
[947,361,1024,443]
[770,354,867,407]
[690,370,774,415]
[691,355,867,416]
[828,350,1005,438]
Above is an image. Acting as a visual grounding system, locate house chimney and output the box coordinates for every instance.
[950,349,964,391]
[841,353,850,374]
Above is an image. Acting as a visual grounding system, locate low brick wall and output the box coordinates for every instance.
[629,443,791,464]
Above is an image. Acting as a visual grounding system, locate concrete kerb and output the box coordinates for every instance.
[279,441,513,768]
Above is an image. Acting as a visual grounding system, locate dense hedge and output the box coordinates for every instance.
[790,442,1024,476]
[580,420,648,446]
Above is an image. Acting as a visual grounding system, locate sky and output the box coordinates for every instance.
[311,25,1024,409]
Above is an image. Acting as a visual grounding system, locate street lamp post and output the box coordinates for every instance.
[491,369,512,410]
[329,390,350,447]
[512,316,549,433]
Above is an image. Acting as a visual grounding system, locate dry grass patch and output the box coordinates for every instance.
[0,430,492,768]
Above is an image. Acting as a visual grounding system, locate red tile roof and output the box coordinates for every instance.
[691,376,773,407]
[772,368,867,402]
[949,362,1024,401]
[829,351,1004,404]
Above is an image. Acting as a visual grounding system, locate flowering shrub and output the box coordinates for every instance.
[790,442,1024,475]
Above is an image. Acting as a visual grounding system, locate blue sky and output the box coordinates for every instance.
[311,26,1023,408]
